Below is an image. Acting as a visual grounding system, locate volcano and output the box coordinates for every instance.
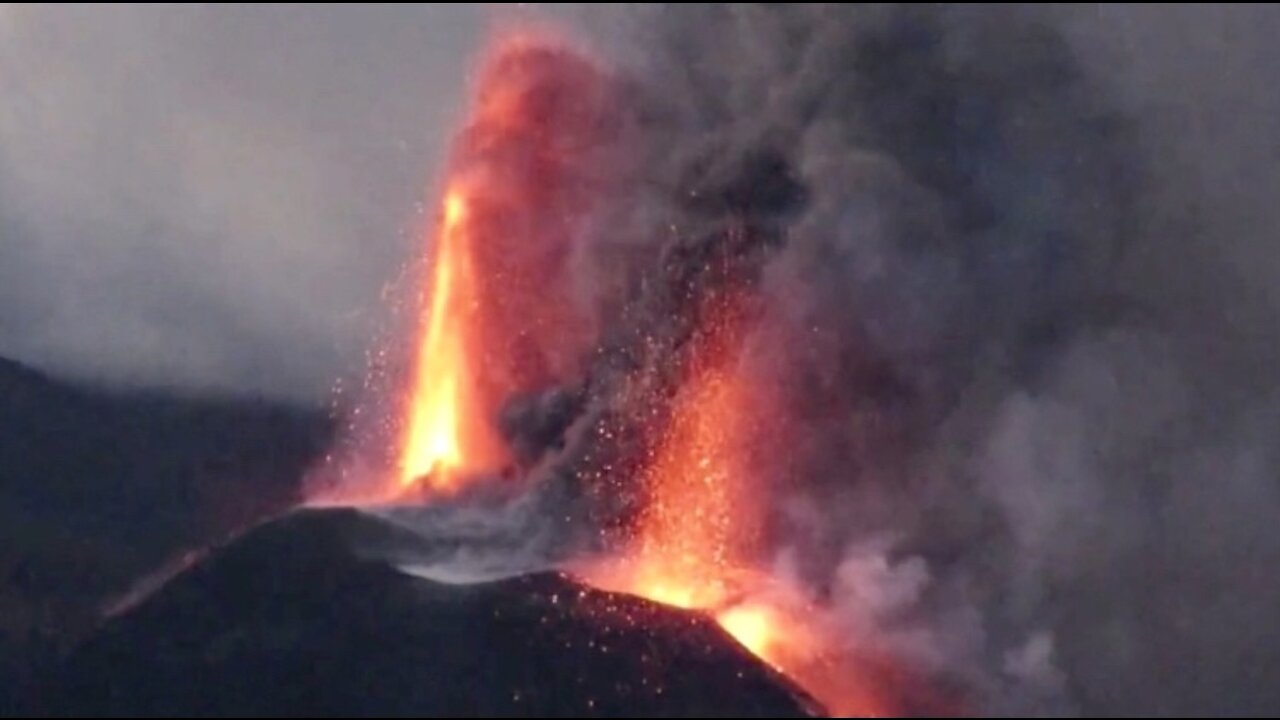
[295,34,906,717]
[29,508,819,718]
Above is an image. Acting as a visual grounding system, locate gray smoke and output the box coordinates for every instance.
[544,4,1280,716]
[0,5,484,399]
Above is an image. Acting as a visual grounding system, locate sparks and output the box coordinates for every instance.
[396,179,511,493]
[392,35,612,499]
[313,29,937,718]
[399,187,472,491]
[580,292,900,716]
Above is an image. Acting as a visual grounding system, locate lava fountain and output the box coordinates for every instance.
[582,290,895,717]
[583,291,759,610]
[391,36,613,499]
[321,30,936,717]
[398,186,486,493]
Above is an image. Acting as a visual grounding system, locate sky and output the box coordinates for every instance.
[1,4,1278,405]
[0,4,485,399]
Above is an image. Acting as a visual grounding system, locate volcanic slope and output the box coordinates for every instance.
[32,507,820,718]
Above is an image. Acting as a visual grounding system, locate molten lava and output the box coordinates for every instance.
[399,188,487,491]
[392,36,615,498]
[621,302,756,610]
[582,294,893,716]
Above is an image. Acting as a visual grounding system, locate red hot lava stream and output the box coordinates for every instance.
[395,35,611,497]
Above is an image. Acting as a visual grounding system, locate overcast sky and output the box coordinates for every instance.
[0,4,487,399]
[1,4,1278,402]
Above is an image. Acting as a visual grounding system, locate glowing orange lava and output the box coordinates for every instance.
[391,36,614,498]
[716,600,783,659]
[399,186,496,492]
[624,319,755,609]
[582,295,896,717]
[579,297,748,589]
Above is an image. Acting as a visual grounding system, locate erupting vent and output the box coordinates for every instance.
[314,32,948,718]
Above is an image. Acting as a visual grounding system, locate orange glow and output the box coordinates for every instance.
[580,295,901,717]
[591,564,898,716]
[716,600,781,659]
[735,598,896,717]
[625,324,752,610]
[398,186,498,492]
[387,36,614,499]
[311,30,945,717]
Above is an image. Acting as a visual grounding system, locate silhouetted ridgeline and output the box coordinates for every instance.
[0,356,332,710]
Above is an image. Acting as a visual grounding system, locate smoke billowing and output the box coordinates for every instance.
[314,5,1280,715]
[543,4,1280,716]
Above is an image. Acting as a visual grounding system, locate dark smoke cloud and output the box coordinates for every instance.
[0,5,484,399]
[539,4,1280,716]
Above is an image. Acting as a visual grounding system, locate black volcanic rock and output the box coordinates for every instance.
[0,356,331,711]
[31,508,818,718]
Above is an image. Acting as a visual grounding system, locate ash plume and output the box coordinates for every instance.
[524,145,805,543]
[514,4,1280,716]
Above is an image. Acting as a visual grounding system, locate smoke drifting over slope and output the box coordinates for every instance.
[547,5,1280,716]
